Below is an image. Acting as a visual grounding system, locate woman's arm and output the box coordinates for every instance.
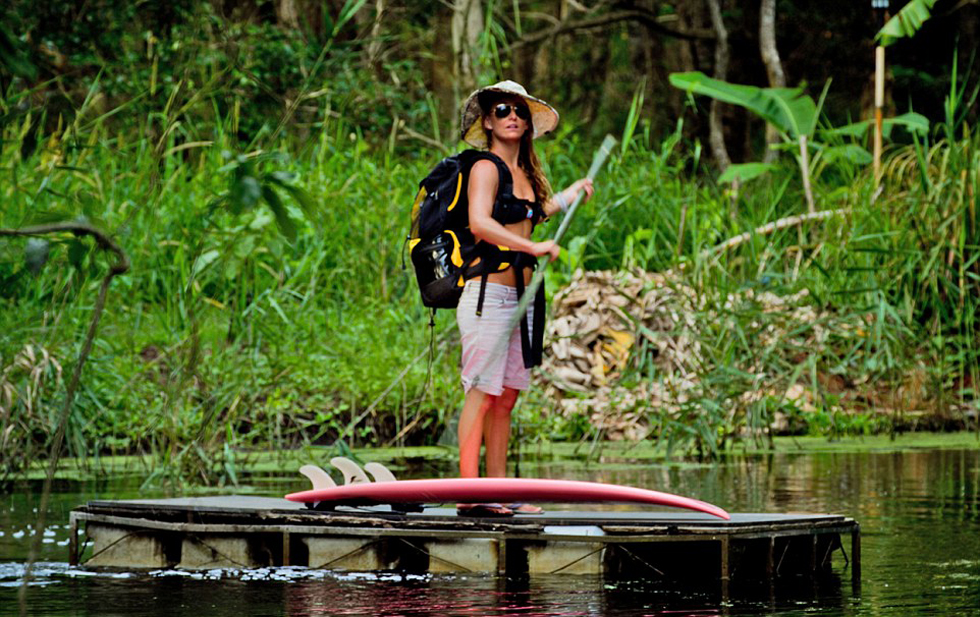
[468,160,559,260]
[544,178,595,218]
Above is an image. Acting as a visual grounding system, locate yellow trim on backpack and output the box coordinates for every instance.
[446,174,463,212]
[411,187,426,221]
[495,245,511,271]
[446,230,463,266]
[409,238,421,250]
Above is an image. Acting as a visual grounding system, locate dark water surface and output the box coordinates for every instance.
[2,445,979,616]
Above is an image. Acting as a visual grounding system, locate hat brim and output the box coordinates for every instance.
[460,84,559,148]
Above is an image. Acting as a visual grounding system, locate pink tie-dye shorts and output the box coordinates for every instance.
[456,280,534,396]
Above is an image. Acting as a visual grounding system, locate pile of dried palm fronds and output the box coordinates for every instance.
[535,269,839,440]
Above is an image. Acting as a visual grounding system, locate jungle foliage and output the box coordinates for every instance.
[1,1,978,485]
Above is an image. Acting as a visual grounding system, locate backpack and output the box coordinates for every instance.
[408,150,512,309]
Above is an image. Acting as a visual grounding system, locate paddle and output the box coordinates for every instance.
[438,135,617,449]
[472,134,618,384]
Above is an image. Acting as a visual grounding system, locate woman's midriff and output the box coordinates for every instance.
[469,219,534,287]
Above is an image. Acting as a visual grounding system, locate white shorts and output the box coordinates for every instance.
[456,280,534,396]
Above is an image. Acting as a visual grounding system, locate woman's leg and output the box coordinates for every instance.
[483,387,518,477]
[458,387,496,478]
[457,388,513,516]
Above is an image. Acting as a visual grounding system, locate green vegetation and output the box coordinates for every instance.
[1,2,978,488]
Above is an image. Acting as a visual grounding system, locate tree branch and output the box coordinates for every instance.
[507,9,714,53]
[0,222,130,275]
[3,222,129,608]
[703,208,849,259]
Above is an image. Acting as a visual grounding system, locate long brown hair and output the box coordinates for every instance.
[480,95,552,204]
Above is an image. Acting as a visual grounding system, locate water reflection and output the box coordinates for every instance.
[1,445,978,615]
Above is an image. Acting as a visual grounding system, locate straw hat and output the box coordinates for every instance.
[459,80,560,148]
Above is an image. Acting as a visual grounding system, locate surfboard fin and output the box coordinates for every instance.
[364,462,397,483]
[330,456,371,485]
[299,464,337,491]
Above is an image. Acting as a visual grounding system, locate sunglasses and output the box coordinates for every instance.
[493,103,531,120]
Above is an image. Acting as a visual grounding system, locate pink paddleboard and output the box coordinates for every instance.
[285,477,730,520]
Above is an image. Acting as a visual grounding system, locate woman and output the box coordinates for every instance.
[455,80,594,517]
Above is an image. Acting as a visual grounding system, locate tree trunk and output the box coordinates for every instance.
[366,0,385,70]
[452,0,485,101]
[276,0,301,30]
[667,2,703,135]
[706,0,731,172]
[759,0,786,163]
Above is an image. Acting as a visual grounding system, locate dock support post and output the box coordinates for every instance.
[282,531,290,566]
[719,536,730,600]
[68,512,79,566]
[851,524,862,595]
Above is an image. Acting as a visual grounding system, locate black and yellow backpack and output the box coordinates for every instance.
[408,150,512,310]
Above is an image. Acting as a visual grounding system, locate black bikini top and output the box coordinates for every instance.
[475,153,545,227]
[492,195,546,226]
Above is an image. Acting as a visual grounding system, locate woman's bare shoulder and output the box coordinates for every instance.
[470,158,498,178]
[469,159,500,193]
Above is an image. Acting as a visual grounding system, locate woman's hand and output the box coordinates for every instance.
[530,239,561,262]
[568,178,595,204]
[546,178,595,217]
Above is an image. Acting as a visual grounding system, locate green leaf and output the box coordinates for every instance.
[718,163,776,184]
[669,71,817,138]
[192,249,221,278]
[223,256,242,281]
[884,111,929,137]
[0,22,38,80]
[229,176,261,214]
[233,235,257,259]
[821,145,873,166]
[67,239,88,270]
[820,112,929,141]
[821,120,871,140]
[333,0,368,37]
[25,239,50,274]
[279,183,318,220]
[876,0,939,47]
[621,79,646,156]
[262,186,297,241]
[267,296,290,324]
[269,170,297,183]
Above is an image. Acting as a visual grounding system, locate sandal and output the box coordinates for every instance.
[456,503,514,518]
[507,502,544,515]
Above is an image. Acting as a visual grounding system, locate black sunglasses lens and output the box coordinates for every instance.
[494,104,530,120]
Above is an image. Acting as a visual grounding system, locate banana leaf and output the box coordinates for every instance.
[718,163,777,184]
[820,111,930,140]
[876,0,939,47]
[669,71,817,138]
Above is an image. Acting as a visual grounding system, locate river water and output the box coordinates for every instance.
[1,443,978,616]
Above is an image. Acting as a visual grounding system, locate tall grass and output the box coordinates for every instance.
[2,67,977,483]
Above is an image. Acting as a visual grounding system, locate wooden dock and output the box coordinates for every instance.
[70,496,859,592]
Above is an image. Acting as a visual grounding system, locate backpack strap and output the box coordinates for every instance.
[481,151,514,202]
[460,151,513,202]
[476,271,490,317]
[512,253,546,368]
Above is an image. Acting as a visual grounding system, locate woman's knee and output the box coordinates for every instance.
[493,388,519,412]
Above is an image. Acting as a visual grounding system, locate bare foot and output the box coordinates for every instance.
[456,503,514,517]
[508,502,544,515]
